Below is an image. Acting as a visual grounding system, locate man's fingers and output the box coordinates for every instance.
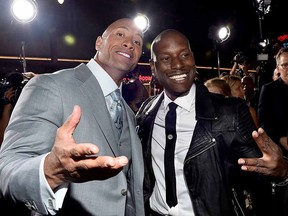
[252,127,271,154]
[88,156,128,169]
[238,158,269,174]
[240,164,267,175]
[238,158,263,167]
[71,143,100,158]
[58,105,81,138]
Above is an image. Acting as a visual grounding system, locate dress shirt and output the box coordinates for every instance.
[150,85,196,216]
[39,58,120,215]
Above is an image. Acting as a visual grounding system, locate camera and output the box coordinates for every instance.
[234,52,248,64]
[257,53,269,61]
[0,72,28,106]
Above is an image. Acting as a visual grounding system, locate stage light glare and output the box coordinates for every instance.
[64,34,76,46]
[58,0,64,4]
[11,0,37,23]
[218,27,230,42]
[217,26,230,43]
[134,14,150,33]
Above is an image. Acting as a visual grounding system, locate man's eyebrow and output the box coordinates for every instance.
[116,26,143,39]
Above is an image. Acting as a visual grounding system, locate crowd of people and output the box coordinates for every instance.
[0,17,288,216]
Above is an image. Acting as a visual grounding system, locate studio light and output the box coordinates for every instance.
[10,0,38,73]
[214,26,231,76]
[133,13,150,33]
[259,38,269,47]
[11,0,38,23]
[217,26,231,43]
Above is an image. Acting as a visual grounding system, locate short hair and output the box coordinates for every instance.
[221,74,241,89]
[275,47,288,65]
[204,77,231,96]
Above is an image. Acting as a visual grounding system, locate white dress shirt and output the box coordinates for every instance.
[39,59,120,215]
[150,84,196,216]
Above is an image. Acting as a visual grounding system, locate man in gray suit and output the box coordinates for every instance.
[0,18,145,216]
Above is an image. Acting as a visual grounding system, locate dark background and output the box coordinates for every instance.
[0,0,287,78]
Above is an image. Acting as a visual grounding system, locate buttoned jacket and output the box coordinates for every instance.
[0,64,144,216]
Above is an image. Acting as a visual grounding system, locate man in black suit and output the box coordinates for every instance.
[258,47,288,155]
[255,47,288,215]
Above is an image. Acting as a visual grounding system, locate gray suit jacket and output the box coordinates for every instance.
[0,64,144,215]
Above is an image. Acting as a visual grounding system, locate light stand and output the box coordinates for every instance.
[217,47,221,76]
[20,41,27,73]
[215,26,231,76]
[11,0,38,73]
[255,0,271,41]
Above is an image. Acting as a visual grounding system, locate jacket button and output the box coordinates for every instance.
[167,134,173,140]
[121,189,127,196]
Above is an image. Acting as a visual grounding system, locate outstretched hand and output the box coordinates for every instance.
[238,127,288,179]
[44,105,128,190]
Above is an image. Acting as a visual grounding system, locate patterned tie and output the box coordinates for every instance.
[164,102,178,207]
[109,89,123,138]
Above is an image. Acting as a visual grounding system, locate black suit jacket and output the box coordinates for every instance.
[258,78,288,149]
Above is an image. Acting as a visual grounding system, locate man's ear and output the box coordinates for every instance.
[149,59,155,74]
[95,36,103,51]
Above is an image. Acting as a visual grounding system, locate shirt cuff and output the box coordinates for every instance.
[40,153,69,215]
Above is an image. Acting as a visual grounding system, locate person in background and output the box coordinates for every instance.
[221,75,259,128]
[246,47,288,216]
[149,75,163,96]
[0,72,38,144]
[272,67,281,81]
[136,29,275,216]
[230,52,249,78]
[221,74,245,98]
[221,74,259,128]
[241,75,259,112]
[204,76,231,96]
[0,18,145,216]
[258,47,288,154]
[122,68,149,113]
[0,87,15,144]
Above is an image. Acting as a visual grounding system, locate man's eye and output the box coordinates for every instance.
[160,57,167,60]
[116,32,124,37]
[182,53,191,58]
[134,40,141,46]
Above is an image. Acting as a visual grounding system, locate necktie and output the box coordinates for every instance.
[109,89,123,138]
[164,102,178,207]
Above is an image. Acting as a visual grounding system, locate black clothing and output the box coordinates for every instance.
[136,79,272,216]
[258,78,288,151]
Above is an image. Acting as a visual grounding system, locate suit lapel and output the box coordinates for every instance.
[74,64,119,156]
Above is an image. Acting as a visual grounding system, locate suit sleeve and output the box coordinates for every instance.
[0,74,64,214]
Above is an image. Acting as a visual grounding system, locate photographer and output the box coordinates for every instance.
[230,52,250,78]
[0,87,15,144]
[0,72,37,145]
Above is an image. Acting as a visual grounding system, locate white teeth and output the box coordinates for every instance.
[118,52,131,58]
[170,74,187,80]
